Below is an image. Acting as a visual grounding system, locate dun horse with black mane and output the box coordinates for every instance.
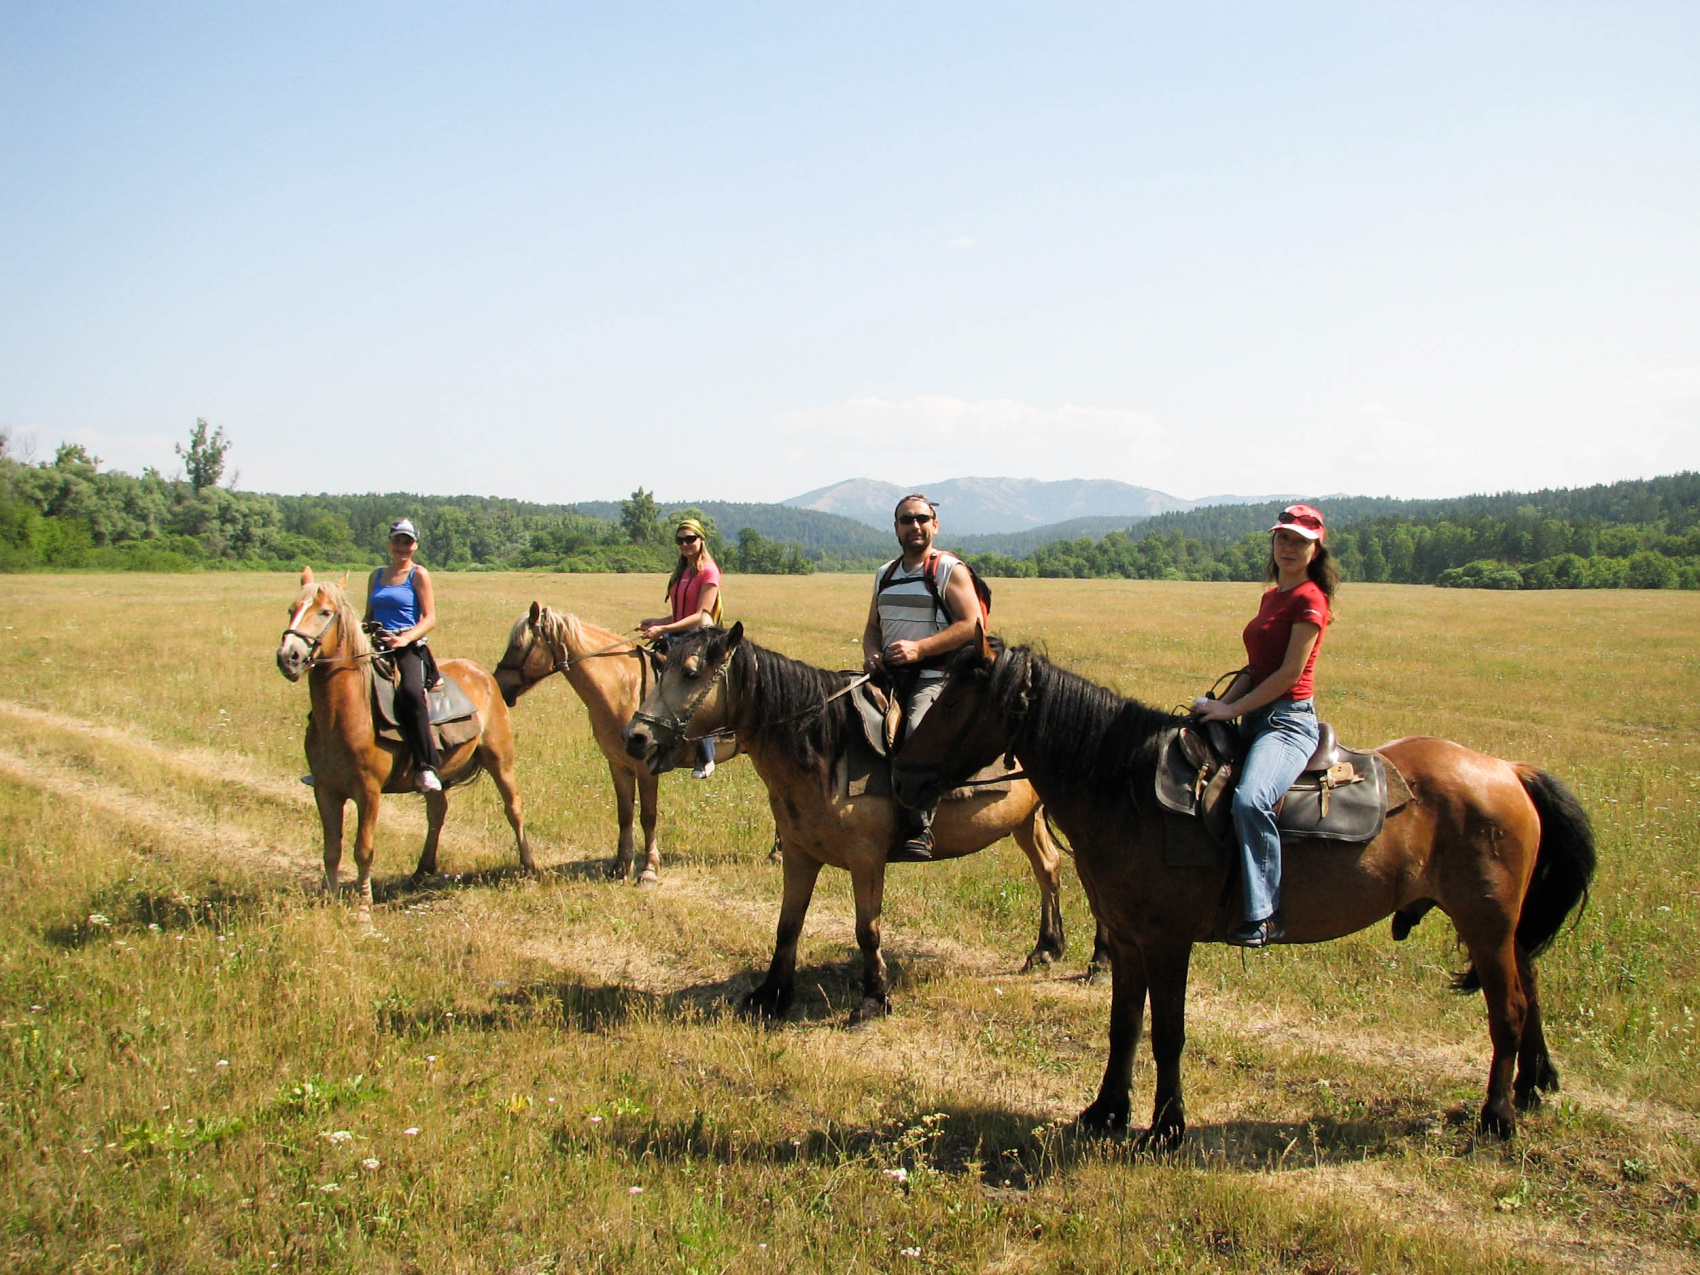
[276,570,530,913]
[621,623,1102,1025]
[894,632,1595,1150]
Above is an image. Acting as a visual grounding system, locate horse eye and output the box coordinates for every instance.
[683,655,701,677]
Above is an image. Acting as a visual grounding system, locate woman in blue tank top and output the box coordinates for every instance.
[365,518,443,793]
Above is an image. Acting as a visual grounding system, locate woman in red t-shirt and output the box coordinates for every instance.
[638,517,725,777]
[1191,504,1337,947]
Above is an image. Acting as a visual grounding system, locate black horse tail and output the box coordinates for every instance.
[1454,767,1596,992]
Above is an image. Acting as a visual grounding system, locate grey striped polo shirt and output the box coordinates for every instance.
[875,553,962,680]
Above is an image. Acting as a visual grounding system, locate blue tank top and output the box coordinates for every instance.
[369,567,420,632]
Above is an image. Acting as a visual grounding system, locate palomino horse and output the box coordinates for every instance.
[276,570,531,911]
[493,602,709,884]
[893,634,1595,1148]
[621,623,1100,1026]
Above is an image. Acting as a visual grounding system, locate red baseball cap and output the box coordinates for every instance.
[1269,504,1326,541]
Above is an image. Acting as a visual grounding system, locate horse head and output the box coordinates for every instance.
[622,622,743,774]
[891,624,1014,810]
[495,602,566,708]
[277,567,357,682]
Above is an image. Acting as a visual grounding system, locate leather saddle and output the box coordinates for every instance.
[1155,717,1399,847]
[371,666,481,751]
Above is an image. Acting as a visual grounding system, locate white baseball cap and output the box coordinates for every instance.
[388,518,419,542]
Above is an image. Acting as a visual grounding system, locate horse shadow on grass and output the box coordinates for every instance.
[44,879,275,948]
[563,1094,1469,1191]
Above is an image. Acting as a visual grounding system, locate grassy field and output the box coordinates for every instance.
[0,572,1696,1273]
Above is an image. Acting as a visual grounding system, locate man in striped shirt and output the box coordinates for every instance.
[861,493,982,861]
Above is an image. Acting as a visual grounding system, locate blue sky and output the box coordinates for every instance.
[3,2,1696,503]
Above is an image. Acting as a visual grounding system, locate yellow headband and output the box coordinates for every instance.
[676,518,708,543]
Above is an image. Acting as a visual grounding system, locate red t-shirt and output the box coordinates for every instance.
[1242,580,1329,701]
[669,560,722,624]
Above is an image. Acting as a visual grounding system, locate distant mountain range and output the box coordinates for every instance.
[783,476,1300,536]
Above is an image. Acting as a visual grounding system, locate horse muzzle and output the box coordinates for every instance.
[276,646,307,683]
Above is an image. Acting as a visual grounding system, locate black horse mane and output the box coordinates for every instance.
[975,640,1180,804]
[667,626,858,776]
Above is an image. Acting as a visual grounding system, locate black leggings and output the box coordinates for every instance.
[392,644,443,773]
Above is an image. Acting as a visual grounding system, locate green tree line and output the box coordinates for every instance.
[967,478,1700,590]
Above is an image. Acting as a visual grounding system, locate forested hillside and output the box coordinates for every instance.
[2,424,1693,587]
[965,474,1700,589]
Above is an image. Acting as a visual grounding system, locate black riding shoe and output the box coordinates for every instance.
[1225,911,1284,948]
[887,830,935,863]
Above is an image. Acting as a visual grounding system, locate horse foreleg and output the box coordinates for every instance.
[412,789,448,885]
[1013,808,1067,971]
[1137,943,1193,1154]
[742,844,822,1021]
[1466,933,1528,1140]
[1513,946,1558,1110]
[608,762,637,881]
[1085,921,1114,986]
[315,786,346,897]
[636,771,661,886]
[350,787,381,920]
[483,745,533,875]
[847,862,891,1025]
[1079,937,1146,1134]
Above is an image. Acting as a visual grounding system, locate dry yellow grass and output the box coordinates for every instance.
[0,572,1696,1272]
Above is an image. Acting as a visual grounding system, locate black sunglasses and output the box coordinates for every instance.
[676,534,701,545]
[896,513,934,526]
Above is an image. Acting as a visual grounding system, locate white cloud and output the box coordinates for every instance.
[769,395,1176,486]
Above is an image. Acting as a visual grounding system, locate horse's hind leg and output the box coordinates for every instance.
[636,771,661,886]
[1465,932,1528,1140]
[1079,936,1147,1134]
[315,786,346,897]
[481,742,533,875]
[742,843,822,1020]
[1085,921,1113,985]
[412,790,448,885]
[1513,947,1559,1109]
[1013,807,1067,972]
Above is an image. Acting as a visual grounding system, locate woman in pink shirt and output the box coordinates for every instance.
[638,517,724,777]
[1190,505,1337,947]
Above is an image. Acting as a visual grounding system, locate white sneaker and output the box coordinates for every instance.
[415,769,443,793]
[690,759,716,780]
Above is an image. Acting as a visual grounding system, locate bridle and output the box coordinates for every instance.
[495,614,647,693]
[629,647,745,746]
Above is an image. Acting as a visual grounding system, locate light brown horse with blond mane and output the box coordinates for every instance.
[494,602,708,884]
[276,570,531,911]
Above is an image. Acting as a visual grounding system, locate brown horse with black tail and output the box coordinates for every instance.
[893,631,1595,1150]
[621,623,1105,1025]
[276,570,531,915]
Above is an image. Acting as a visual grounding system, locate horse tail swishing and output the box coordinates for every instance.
[1454,766,1596,992]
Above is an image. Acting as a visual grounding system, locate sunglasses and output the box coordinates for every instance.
[896,513,934,527]
[1275,510,1323,530]
[676,534,701,545]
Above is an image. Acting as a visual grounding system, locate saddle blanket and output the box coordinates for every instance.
[372,670,481,751]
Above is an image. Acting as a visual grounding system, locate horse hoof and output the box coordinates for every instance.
[846,997,890,1028]
[1076,1100,1130,1135]
[1020,950,1056,973]
[1476,1105,1517,1142]
[1082,963,1111,987]
[1134,1124,1185,1156]
[739,987,789,1021]
[635,871,660,888]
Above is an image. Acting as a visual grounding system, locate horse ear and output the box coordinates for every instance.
[337,570,349,587]
[726,621,744,649]
[976,618,994,665]
[529,601,541,626]
[300,566,315,584]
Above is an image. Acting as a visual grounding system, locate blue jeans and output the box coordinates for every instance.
[1231,698,1318,924]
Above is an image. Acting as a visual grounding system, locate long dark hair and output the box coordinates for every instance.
[1264,537,1339,616]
